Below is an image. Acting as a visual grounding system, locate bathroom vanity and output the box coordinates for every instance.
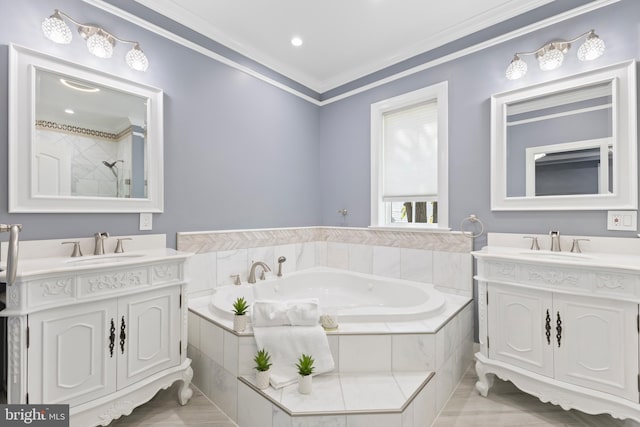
[0,244,193,427]
[474,238,640,422]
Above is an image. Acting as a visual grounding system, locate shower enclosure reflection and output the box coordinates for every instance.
[34,69,147,199]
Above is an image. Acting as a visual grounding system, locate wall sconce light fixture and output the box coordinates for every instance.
[42,9,149,72]
[505,30,605,80]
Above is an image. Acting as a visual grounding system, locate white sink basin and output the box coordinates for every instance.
[65,254,145,265]
[518,251,591,260]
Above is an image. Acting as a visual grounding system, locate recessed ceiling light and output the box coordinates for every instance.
[64,108,75,114]
[291,36,303,47]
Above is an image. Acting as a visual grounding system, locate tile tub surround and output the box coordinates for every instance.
[179,227,473,296]
[187,296,473,426]
[236,371,436,427]
[181,226,473,425]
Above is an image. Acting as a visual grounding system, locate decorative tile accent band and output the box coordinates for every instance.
[177,228,320,253]
[36,120,131,141]
[177,227,471,254]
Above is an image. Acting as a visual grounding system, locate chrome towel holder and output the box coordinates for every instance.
[460,214,484,239]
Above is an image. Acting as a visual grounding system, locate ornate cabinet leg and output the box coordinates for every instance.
[475,360,495,397]
[177,366,194,406]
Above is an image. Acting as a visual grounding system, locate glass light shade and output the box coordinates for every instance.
[126,46,149,71]
[42,15,72,44]
[577,35,605,61]
[86,32,114,59]
[538,47,564,71]
[506,57,527,80]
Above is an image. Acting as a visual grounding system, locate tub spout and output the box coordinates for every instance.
[248,261,271,284]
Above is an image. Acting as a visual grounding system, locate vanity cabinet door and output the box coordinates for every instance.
[116,287,181,389]
[28,299,118,406]
[553,294,639,401]
[488,284,554,377]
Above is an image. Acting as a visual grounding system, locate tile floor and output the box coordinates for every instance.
[109,367,636,427]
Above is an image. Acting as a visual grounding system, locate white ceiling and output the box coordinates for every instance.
[134,0,553,93]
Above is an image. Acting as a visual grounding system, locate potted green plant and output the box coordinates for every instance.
[296,353,315,394]
[254,348,272,390]
[232,297,249,332]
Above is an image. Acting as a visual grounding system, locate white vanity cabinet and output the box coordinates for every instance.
[2,249,193,427]
[488,284,638,400]
[475,248,640,422]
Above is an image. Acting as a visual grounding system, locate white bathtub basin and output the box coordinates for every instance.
[209,267,446,323]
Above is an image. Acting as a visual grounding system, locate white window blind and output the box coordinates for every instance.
[382,100,438,200]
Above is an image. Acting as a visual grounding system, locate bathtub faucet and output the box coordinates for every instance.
[248,261,271,284]
[277,256,287,277]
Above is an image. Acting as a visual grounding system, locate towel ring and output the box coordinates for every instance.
[461,214,485,239]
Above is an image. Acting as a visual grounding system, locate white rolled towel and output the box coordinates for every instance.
[252,299,320,327]
[252,300,289,327]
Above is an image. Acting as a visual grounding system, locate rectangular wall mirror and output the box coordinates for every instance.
[491,60,636,211]
[9,44,164,212]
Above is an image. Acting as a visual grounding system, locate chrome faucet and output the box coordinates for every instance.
[248,261,271,284]
[94,232,110,255]
[549,231,561,252]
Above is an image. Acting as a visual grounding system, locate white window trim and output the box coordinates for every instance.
[370,81,449,229]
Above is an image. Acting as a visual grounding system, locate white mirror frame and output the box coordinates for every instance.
[491,60,637,211]
[8,44,164,213]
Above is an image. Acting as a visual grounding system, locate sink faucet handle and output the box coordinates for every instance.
[570,238,590,254]
[62,241,83,257]
[523,236,540,251]
[229,274,241,286]
[115,238,132,254]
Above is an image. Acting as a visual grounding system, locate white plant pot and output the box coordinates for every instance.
[298,374,312,394]
[255,369,270,390]
[233,314,248,332]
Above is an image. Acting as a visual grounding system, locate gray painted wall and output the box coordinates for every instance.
[0,0,321,248]
[1,0,639,253]
[318,0,640,249]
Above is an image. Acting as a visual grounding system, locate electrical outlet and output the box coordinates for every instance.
[607,210,637,231]
[139,213,153,231]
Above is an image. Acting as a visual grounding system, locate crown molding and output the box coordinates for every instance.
[83,0,622,106]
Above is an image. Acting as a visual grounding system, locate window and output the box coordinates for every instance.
[370,82,448,228]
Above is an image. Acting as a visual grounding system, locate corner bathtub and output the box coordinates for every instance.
[209,267,446,323]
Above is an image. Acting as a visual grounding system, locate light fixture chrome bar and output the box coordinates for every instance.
[42,9,149,71]
[512,30,596,58]
[505,29,605,80]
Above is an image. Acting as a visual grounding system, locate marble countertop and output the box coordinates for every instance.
[473,245,640,271]
[1,247,192,280]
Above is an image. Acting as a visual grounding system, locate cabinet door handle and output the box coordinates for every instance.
[109,318,116,357]
[120,316,127,354]
[545,309,551,345]
[556,311,562,347]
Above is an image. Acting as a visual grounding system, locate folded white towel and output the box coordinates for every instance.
[252,299,320,327]
[253,324,335,389]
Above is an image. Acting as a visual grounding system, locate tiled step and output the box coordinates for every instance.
[237,371,436,427]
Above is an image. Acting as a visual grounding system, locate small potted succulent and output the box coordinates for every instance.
[232,297,249,332]
[253,348,272,390]
[296,353,315,394]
